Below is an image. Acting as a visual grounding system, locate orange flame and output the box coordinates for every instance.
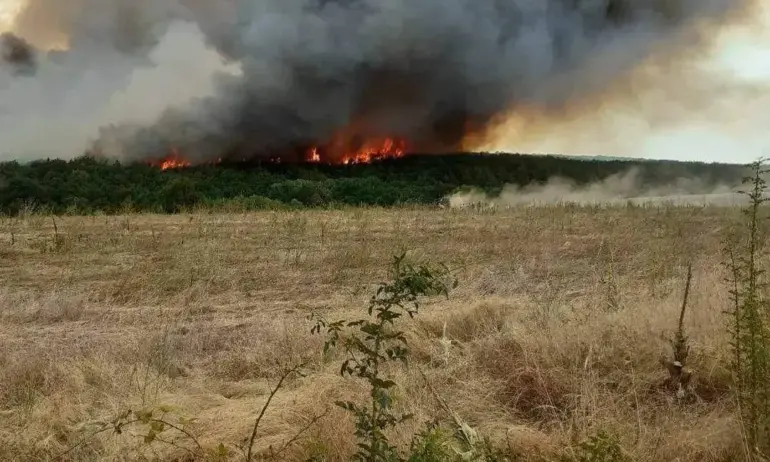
[342,137,407,164]
[148,138,406,168]
[153,148,192,170]
[306,137,408,164]
[308,147,321,163]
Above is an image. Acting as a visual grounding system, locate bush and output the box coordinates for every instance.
[202,195,287,212]
[268,179,332,206]
[159,177,201,212]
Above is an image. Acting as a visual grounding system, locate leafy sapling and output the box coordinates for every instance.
[310,252,455,462]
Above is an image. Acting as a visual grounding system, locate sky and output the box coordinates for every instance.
[476,3,770,164]
[0,1,20,32]
[638,5,770,164]
[1,1,769,165]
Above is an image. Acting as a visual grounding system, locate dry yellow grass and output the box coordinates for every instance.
[0,205,744,461]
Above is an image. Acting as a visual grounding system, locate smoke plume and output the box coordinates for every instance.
[0,0,762,163]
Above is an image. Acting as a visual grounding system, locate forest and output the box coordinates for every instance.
[0,153,747,214]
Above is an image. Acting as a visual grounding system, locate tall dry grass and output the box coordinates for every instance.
[0,204,744,460]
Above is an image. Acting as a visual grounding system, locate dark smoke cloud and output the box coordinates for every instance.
[0,0,758,163]
[1,32,36,75]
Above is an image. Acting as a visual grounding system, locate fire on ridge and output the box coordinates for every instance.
[147,135,409,170]
[0,0,764,170]
[306,136,408,165]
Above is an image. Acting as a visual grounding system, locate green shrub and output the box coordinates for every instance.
[723,159,770,458]
[311,253,455,462]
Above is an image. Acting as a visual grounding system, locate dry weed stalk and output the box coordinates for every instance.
[245,362,328,461]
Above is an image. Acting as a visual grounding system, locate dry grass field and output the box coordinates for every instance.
[0,205,746,461]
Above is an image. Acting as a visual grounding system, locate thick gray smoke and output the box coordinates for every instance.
[0,0,757,163]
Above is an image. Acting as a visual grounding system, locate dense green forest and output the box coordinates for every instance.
[0,153,747,214]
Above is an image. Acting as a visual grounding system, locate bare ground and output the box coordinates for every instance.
[0,205,744,461]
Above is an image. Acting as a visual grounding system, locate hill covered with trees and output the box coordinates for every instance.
[0,153,747,214]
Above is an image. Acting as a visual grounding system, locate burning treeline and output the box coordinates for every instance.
[0,0,762,167]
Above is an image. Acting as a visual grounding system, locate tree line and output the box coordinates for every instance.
[0,153,746,214]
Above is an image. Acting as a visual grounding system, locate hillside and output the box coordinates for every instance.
[0,152,747,214]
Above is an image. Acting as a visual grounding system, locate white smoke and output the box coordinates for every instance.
[447,167,747,208]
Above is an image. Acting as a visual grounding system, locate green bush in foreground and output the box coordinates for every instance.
[311,253,456,462]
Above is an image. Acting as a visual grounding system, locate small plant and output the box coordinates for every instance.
[310,252,455,462]
[51,216,66,251]
[406,423,455,462]
[670,263,693,366]
[661,263,693,400]
[60,405,207,460]
[64,362,322,461]
[723,159,770,458]
[417,366,516,462]
[243,363,328,461]
[597,241,621,312]
[566,429,630,462]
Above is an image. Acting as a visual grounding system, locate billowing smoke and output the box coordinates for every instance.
[0,0,761,164]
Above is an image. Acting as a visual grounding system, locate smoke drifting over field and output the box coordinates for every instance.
[447,168,747,208]
[0,0,762,163]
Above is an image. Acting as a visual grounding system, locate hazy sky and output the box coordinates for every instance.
[1,0,769,165]
[638,5,770,164]
[478,3,770,165]
[0,1,20,31]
